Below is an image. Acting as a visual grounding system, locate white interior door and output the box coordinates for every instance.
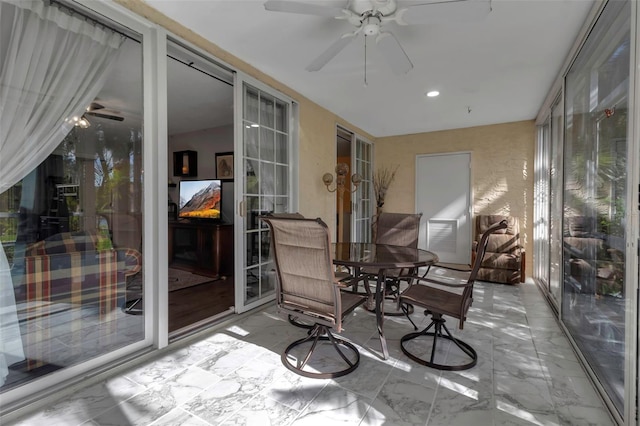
[416,152,471,264]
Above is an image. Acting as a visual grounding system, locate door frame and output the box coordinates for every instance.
[334,124,374,243]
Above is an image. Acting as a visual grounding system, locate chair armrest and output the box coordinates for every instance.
[335,281,351,289]
[396,274,470,310]
[335,271,353,282]
[117,248,142,276]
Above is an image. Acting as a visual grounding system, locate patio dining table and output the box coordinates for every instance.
[332,242,439,359]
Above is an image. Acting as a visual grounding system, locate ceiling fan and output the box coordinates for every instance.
[84,102,124,122]
[66,102,123,129]
[264,0,492,74]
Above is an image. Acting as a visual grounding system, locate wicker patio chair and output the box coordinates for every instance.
[260,216,366,378]
[398,219,508,371]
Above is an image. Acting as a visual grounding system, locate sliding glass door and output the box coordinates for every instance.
[562,0,630,414]
[534,118,550,293]
[0,0,145,399]
[549,94,564,308]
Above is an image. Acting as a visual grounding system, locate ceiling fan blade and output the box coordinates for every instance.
[306,32,358,72]
[88,102,105,111]
[264,0,346,17]
[376,32,413,74]
[398,0,491,25]
[85,111,124,121]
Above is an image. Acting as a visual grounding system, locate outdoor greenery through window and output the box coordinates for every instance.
[0,185,20,265]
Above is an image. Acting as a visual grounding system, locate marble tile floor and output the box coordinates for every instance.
[7,276,616,426]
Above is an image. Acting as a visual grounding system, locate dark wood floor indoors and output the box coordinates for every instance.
[168,276,235,333]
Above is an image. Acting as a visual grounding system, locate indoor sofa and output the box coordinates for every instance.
[15,230,141,310]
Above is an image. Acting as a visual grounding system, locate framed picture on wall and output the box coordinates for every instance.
[215,152,234,181]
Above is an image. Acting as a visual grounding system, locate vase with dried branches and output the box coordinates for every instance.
[372,165,399,241]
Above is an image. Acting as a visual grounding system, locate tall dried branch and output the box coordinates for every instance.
[373,165,399,208]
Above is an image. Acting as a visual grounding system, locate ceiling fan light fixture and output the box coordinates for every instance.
[426,91,440,98]
[77,116,90,128]
[66,115,91,128]
[362,16,381,36]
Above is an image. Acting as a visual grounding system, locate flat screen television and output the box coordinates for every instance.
[178,179,222,220]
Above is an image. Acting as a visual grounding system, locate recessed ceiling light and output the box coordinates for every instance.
[426,91,440,98]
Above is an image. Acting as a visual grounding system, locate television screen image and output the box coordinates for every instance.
[179,179,222,220]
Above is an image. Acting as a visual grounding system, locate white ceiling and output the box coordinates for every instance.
[166,56,234,135]
[142,0,596,138]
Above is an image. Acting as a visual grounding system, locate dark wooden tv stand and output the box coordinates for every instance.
[168,220,233,278]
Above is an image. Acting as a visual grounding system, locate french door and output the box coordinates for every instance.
[352,135,374,242]
[234,78,296,313]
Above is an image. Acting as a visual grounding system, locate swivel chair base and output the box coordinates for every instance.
[282,323,360,379]
[400,315,477,371]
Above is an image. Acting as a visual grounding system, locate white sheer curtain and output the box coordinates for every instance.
[0,0,124,387]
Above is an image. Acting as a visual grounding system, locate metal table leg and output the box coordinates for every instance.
[375,268,388,359]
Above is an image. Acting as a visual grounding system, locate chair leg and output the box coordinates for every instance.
[123,298,143,315]
[401,303,418,331]
[400,313,477,371]
[421,265,431,278]
[282,324,361,379]
[384,280,414,316]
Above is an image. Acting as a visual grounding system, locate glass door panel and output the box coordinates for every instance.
[0,0,144,395]
[353,136,373,242]
[562,0,630,414]
[535,119,550,290]
[549,94,564,307]
[237,82,292,311]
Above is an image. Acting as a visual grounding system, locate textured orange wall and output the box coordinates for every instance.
[375,120,536,276]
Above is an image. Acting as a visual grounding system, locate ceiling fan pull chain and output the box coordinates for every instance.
[364,34,368,87]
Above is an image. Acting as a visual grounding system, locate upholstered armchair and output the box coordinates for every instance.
[472,215,524,284]
[564,215,624,296]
